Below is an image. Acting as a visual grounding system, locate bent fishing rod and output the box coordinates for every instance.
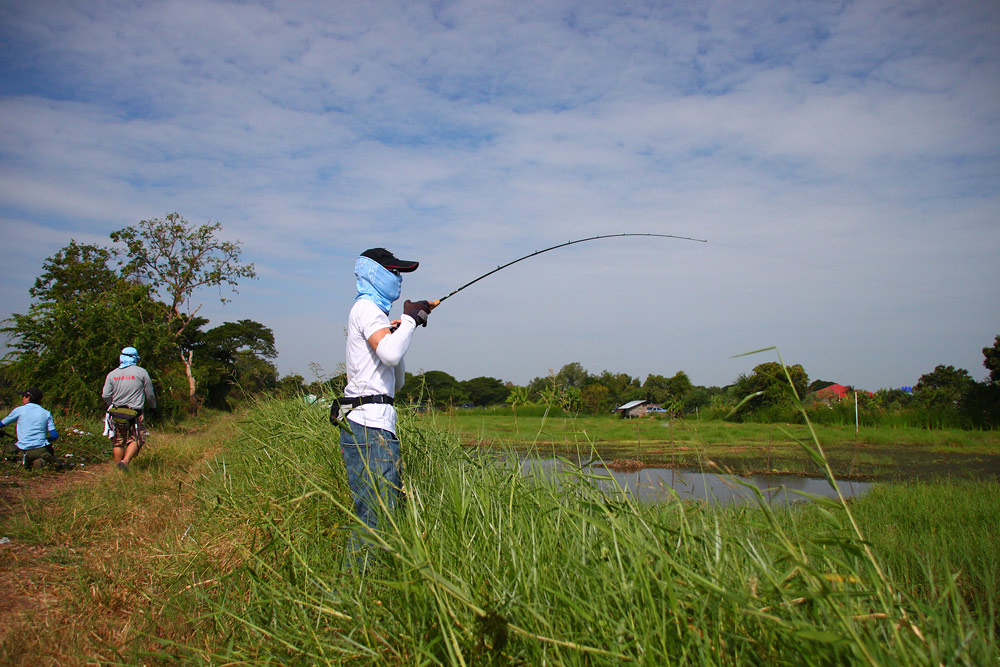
[426,232,707,310]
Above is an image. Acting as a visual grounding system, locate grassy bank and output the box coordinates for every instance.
[2,398,997,664]
[177,398,997,664]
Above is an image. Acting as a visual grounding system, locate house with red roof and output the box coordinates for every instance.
[813,383,850,402]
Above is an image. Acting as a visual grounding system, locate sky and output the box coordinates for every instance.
[1,0,998,392]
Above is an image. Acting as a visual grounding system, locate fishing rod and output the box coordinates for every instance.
[427,232,707,310]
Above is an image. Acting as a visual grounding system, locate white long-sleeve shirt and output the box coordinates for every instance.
[343,298,415,434]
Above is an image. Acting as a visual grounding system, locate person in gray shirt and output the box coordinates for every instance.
[102,346,157,472]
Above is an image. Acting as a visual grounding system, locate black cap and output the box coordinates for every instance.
[23,387,42,403]
[361,248,419,273]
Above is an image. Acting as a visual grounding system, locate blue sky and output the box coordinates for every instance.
[1,0,998,391]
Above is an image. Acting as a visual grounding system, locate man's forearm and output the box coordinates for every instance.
[375,316,416,367]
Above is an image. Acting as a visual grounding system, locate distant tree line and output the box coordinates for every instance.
[376,337,1000,430]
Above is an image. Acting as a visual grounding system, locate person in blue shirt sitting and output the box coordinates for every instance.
[0,387,61,470]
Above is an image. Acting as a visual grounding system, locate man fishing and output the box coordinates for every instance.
[102,346,157,472]
[330,235,702,570]
[0,387,61,469]
[336,248,432,571]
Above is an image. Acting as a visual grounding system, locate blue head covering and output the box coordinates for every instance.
[119,346,140,369]
[355,255,402,313]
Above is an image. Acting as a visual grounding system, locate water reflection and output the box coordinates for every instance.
[518,457,873,506]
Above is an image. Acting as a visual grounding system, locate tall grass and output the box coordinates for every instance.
[845,481,1000,619]
[176,396,997,664]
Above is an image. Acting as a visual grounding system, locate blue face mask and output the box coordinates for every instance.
[119,347,140,369]
[355,256,402,313]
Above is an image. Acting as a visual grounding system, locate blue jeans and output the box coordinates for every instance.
[339,419,402,567]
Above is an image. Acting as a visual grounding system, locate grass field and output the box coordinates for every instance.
[433,408,1000,449]
[0,398,997,664]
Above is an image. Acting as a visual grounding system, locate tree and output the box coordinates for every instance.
[30,241,119,302]
[732,362,810,412]
[875,387,913,410]
[914,365,974,407]
[111,213,256,414]
[983,335,1000,384]
[643,371,693,404]
[195,319,278,408]
[595,370,642,403]
[683,387,713,412]
[958,382,1000,429]
[642,374,671,404]
[412,370,469,408]
[555,362,590,389]
[667,371,694,400]
[525,373,551,401]
[965,336,1000,428]
[581,383,611,414]
[2,241,176,414]
[461,376,509,406]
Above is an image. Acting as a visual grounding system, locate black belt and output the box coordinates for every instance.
[338,395,394,407]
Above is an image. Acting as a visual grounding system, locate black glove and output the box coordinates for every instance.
[403,299,431,327]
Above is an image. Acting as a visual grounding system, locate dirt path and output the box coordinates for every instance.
[0,463,126,642]
[0,463,107,519]
[0,419,234,666]
[0,462,119,648]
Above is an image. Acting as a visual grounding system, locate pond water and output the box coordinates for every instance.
[517,457,873,506]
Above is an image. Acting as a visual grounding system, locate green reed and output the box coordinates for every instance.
[179,394,997,665]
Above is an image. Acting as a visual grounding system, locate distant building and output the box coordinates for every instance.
[615,399,649,419]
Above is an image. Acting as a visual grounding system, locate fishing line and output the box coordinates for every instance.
[430,232,707,308]
[710,240,995,309]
